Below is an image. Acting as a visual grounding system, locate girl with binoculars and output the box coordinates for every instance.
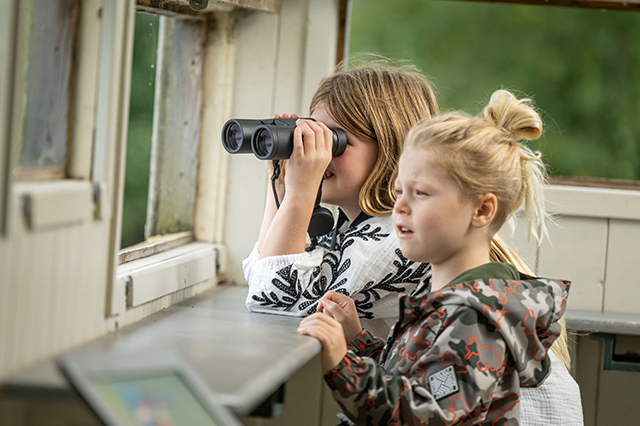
[241,58,581,426]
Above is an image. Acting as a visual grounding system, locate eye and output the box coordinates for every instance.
[415,189,428,196]
[395,188,403,196]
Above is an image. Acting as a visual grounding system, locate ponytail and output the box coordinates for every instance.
[483,90,548,245]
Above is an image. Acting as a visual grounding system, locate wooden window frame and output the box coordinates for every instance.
[108,2,237,315]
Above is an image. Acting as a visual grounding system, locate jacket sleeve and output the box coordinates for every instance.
[242,219,429,318]
[347,329,386,360]
[325,308,517,426]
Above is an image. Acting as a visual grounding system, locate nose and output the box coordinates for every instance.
[394,193,409,215]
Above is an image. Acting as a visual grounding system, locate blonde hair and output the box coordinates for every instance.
[404,89,547,244]
[309,57,439,216]
[491,235,571,368]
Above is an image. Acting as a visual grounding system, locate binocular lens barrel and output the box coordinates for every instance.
[225,122,243,152]
[221,118,347,160]
[253,128,274,159]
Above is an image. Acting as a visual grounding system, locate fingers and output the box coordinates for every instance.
[298,313,348,374]
[296,119,333,154]
[318,292,362,342]
[321,290,351,305]
[299,312,340,329]
[321,291,357,314]
[321,299,346,322]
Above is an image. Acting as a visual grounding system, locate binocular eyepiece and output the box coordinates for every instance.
[222,118,347,160]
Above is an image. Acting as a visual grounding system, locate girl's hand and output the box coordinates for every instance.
[318,291,363,342]
[298,313,348,374]
[284,118,333,201]
[266,114,299,192]
[274,113,299,120]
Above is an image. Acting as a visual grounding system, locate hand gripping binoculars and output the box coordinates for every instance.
[221,117,348,239]
[221,118,347,159]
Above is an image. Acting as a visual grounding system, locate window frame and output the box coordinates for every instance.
[0,0,18,236]
[106,2,238,316]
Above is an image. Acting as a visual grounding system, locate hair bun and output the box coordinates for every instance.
[483,90,542,141]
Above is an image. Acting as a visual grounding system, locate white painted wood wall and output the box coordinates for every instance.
[0,0,341,379]
[499,184,640,315]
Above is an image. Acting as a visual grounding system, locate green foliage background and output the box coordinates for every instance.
[121,13,159,248]
[349,0,640,180]
[122,4,640,248]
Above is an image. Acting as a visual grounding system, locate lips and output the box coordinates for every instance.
[396,224,413,236]
[324,170,335,179]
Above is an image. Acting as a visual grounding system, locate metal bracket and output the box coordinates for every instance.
[123,275,133,308]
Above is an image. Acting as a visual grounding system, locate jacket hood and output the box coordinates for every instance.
[404,272,571,387]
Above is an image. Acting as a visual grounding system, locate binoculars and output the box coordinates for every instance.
[221,118,347,160]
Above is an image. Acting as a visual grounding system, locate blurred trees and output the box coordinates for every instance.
[350,0,640,180]
[121,13,159,248]
[120,3,640,247]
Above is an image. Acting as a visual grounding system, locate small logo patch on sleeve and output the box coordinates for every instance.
[428,365,459,401]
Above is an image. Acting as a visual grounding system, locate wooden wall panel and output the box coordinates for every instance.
[496,210,538,273]
[224,10,280,285]
[194,11,236,244]
[537,215,607,311]
[0,188,217,377]
[68,0,103,180]
[603,219,640,314]
[301,0,339,111]
[596,366,640,424]
[273,0,307,114]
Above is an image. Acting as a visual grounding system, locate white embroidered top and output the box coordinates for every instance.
[243,214,429,319]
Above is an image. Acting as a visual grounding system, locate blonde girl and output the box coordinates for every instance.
[243,59,438,320]
[299,89,573,425]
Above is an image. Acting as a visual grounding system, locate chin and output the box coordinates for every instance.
[398,247,422,263]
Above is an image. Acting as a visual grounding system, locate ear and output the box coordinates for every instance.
[471,193,497,229]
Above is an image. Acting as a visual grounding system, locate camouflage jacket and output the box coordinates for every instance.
[326,262,571,426]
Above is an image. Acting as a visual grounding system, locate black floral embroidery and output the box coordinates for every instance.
[251,264,302,310]
[255,220,428,317]
[353,249,431,319]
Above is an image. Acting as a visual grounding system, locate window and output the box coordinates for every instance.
[14,0,77,181]
[120,11,205,255]
[111,6,215,316]
[121,12,159,249]
[349,0,640,187]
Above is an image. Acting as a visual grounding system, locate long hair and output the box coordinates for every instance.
[309,56,438,216]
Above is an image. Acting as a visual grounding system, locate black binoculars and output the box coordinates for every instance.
[221,118,348,160]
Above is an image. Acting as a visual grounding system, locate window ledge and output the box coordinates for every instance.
[546,184,640,220]
[1,286,321,416]
[113,242,224,315]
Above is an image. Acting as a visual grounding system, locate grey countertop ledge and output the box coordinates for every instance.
[565,309,640,336]
[4,284,640,417]
[1,285,322,416]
